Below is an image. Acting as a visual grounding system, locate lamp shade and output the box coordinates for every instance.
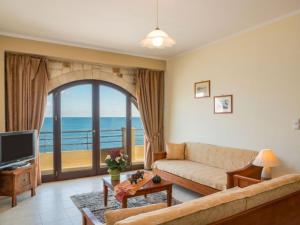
[253,149,280,167]
[140,28,175,49]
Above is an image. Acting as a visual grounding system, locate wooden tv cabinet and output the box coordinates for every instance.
[0,163,36,207]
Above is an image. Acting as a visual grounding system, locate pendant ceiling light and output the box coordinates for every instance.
[141,0,175,49]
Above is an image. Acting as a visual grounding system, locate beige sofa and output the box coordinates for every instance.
[153,142,261,194]
[82,174,300,225]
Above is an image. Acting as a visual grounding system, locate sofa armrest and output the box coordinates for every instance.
[233,174,262,188]
[227,163,263,189]
[153,152,167,162]
[82,208,103,225]
[106,203,167,225]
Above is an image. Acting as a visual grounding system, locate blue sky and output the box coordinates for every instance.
[45,85,140,117]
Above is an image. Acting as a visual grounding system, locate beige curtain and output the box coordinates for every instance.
[136,69,164,169]
[5,53,49,185]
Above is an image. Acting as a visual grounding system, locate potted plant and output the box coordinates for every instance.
[105,151,128,180]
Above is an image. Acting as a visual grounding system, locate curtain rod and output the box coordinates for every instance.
[5,51,164,72]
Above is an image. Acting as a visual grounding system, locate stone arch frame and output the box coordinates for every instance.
[47,61,136,96]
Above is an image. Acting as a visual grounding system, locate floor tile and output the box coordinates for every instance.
[1,214,42,225]
[43,218,73,225]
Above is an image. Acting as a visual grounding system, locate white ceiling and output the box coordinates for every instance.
[0,0,300,59]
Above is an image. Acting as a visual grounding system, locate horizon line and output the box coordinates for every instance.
[44,116,141,118]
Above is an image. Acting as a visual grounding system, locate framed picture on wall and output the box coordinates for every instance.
[194,80,210,98]
[214,95,233,114]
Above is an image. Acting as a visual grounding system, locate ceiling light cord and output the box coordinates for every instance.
[156,0,159,29]
[140,0,175,48]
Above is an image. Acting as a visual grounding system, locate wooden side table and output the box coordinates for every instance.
[233,174,262,188]
[0,164,36,207]
[102,174,173,208]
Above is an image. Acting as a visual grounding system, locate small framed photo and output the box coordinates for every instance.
[194,80,210,98]
[214,95,233,114]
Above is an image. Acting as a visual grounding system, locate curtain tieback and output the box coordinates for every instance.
[147,132,160,143]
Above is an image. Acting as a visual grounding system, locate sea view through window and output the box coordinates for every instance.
[39,81,145,179]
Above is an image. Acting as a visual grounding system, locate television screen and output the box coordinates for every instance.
[0,130,36,169]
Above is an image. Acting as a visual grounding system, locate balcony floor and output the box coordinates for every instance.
[40,148,144,175]
[0,172,200,225]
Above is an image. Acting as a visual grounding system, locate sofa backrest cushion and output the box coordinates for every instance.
[179,174,300,225]
[185,142,258,171]
[241,173,300,209]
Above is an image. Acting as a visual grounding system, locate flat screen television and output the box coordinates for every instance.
[0,130,37,169]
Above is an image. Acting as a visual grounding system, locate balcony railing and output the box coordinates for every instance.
[39,128,145,174]
[39,128,144,152]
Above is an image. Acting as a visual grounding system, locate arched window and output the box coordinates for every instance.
[39,80,144,181]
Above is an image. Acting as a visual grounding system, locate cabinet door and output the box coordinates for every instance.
[16,171,32,193]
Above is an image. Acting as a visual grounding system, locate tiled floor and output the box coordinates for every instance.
[0,175,200,225]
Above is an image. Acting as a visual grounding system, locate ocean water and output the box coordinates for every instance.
[40,117,144,152]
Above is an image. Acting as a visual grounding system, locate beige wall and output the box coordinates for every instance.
[0,36,166,131]
[165,13,300,176]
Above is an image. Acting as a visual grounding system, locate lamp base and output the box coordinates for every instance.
[261,167,272,180]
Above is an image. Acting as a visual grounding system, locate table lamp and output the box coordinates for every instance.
[252,149,280,180]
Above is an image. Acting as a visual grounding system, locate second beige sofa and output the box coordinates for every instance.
[153,142,262,194]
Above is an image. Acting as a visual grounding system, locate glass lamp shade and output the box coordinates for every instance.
[252,149,280,168]
[141,28,175,49]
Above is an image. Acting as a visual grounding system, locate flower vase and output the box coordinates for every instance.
[108,168,121,181]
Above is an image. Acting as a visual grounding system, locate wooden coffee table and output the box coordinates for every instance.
[102,174,173,208]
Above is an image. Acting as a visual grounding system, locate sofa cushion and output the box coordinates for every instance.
[105,203,167,225]
[153,160,227,190]
[115,187,246,225]
[166,143,185,160]
[185,142,258,171]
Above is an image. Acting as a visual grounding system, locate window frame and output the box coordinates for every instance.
[41,80,144,182]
